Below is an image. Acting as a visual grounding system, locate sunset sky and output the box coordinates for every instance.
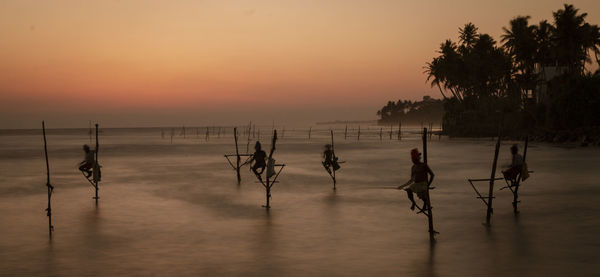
[1,0,599,128]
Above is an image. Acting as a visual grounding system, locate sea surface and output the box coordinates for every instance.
[1,126,599,276]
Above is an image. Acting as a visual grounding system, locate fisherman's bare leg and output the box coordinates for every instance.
[405,189,417,210]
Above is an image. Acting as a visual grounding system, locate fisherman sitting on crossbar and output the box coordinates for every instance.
[78,144,95,178]
[501,144,528,182]
[248,141,267,181]
[399,148,435,211]
[322,144,340,174]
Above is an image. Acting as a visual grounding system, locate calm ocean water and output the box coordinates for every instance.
[1,126,599,276]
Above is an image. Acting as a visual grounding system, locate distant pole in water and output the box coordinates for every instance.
[397,121,402,140]
[486,135,502,225]
[389,124,393,140]
[344,124,348,140]
[379,127,383,140]
[246,124,252,154]
[205,127,209,141]
[429,123,433,140]
[42,121,54,236]
[170,128,174,144]
[308,127,312,140]
[94,124,99,202]
[88,120,92,144]
[422,127,437,242]
[357,126,361,141]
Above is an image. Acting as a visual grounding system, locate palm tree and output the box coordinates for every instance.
[552,4,592,72]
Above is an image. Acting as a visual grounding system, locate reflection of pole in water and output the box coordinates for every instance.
[42,121,54,236]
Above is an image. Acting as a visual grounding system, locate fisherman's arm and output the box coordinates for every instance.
[427,166,435,186]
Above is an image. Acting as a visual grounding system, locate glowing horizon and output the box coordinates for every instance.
[1,0,599,128]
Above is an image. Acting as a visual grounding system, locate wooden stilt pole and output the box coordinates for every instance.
[389,124,393,140]
[379,127,383,140]
[512,136,528,214]
[330,130,337,190]
[486,135,501,225]
[265,130,277,209]
[42,121,54,235]
[423,128,436,242]
[344,125,348,140]
[234,127,241,184]
[205,127,209,141]
[397,121,402,140]
[357,126,361,141]
[94,124,99,202]
[170,128,174,144]
[308,127,312,140]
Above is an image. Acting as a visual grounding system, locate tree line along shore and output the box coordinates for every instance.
[378,4,600,146]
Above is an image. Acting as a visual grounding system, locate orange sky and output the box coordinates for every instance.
[1,0,599,128]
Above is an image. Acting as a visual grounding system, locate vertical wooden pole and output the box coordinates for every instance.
[234,127,241,184]
[265,130,278,209]
[308,127,312,140]
[389,124,393,140]
[423,128,435,242]
[170,128,174,144]
[94,124,99,201]
[379,127,382,140]
[397,121,402,140]
[205,127,209,141]
[344,125,348,140]
[42,121,54,235]
[513,136,528,214]
[357,126,361,141]
[486,136,501,225]
[330,130,336,190]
